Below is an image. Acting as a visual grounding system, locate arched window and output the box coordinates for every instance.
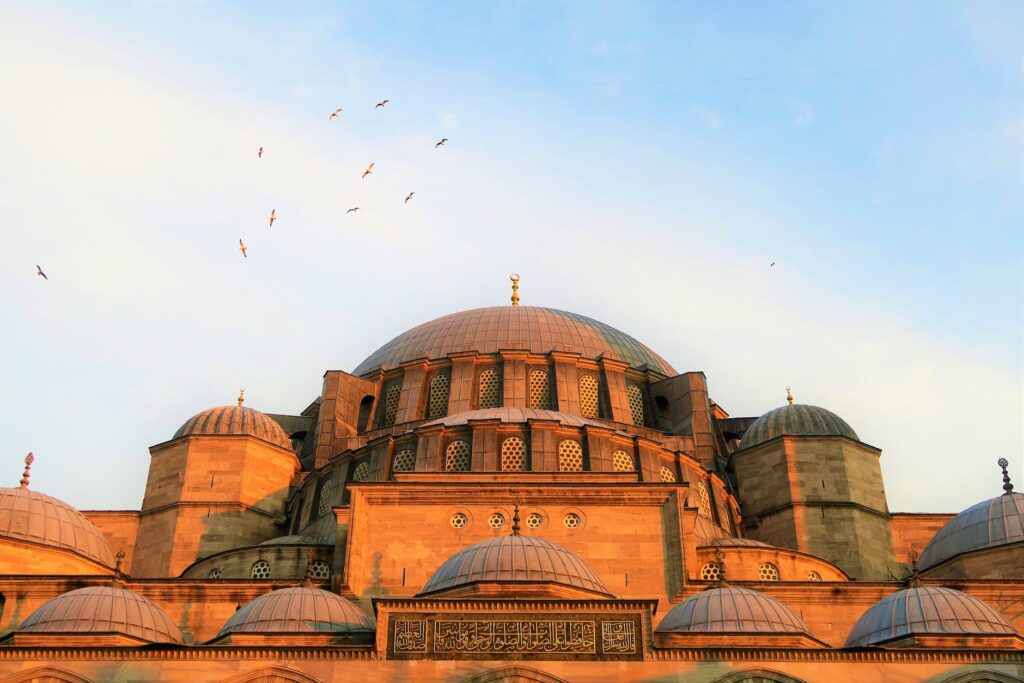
[381,382,401,426]
[700,562,722,581]
[251,560,271,579]
[660,466,677,483]
[758,562,780,581]
[351,461,370,483]
[807,571,822,582]
[427,373,450,418]
[558,440,584,472]
[579,374,599,418]
[612,449,635,472]
[528,369,551,409]
[478,368,500,409]
[696,481,712,519]
[501,437,527,471]
[310,560,331,580]
[445,440,471,472]
[316,479,335,517]
[626,384,645,426]
[393,448,416,472]
[208,568,222,579]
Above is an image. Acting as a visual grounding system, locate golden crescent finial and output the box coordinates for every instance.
[19,453,34,489]
[510,273,520,307]
[238,388,245,407]
[785,386,794,405]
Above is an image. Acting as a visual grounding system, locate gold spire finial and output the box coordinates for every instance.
[19,453,34,489]
[998,458,1014,495]
[237,388,245,407]
[511,502,521,535]
[785,386,794,405]
[510,273,520,307]
[111,550,127,587]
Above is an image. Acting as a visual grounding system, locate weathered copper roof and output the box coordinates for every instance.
[173,405,292,450]
[419,534,610,596]
[353,306,676,376]
[657,587,809,634]
[845,587,1016,647]
[424,407,606,429]
[739,404,858,450]
[0,487,115,567]
[918,492,1024,571]
[701,536,774,548]
[218,587,374,635]
[19,586,182,644]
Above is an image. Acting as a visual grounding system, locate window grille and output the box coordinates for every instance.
[208,568,222,579]
[381,382,401,426]
[808,571,822,582]
[450,513,468,529]
[488,513,505,529]
[627,384,645,426]
[528,369,551,409]
[393,448,416,472]
[311,560,331,580]
[445,440,471,472]
[478,368,500,409]
[700,563,722,581]
[563,513,581,529]
[351,461,370,483]
[579,375,599,418]
[500,437,527,471]
[558,440,584,472]
[251,560,271,579]
[759,563,780,581]
[696,481,712,519]
[660,466,677,483]
[317,479,335,517]
[612,450,634,472]
[526,512,543,529]
[427,373,450,418]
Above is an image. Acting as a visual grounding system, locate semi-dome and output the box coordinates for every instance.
[740,403,858,450]
[657,586,809,634]
[918,492,1024,571]
[19,586,182,644]
[217,587,374,636]
[424,407,606,430]
[353,306,676,376]
[845,586,1016,647]
[701,536,774,548]
[173,404,292,450]
[420,533,610,597]
[0,486,115,568]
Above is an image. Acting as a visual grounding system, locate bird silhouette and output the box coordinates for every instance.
[770,262,776,267]
[36,265,47,280]
[362,163,374,179]
[239,239,247,258]
[329,108,342,119]
[435,138,448,149]
[375,99,389,108]
[347,207,360,214]
[268,209,276,227]
[404,192,414,204]
[258,147,263,158]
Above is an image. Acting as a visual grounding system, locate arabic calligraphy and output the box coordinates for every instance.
[601,621,636,653]
[433,620,597,654]
[393,620,427,653]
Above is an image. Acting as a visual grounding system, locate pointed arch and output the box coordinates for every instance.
[460,666,569,683]
[4,668,94,683]
[221,666,322,683]
[711,669,810,683]
[938,671,1024,683]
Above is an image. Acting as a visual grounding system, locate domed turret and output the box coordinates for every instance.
[173,400,292,450]
[217,587,374,639]
[15,586,182,645]
[845,587,1019,648]
[739,399,858,451]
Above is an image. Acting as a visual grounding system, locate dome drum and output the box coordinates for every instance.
[694,540,849,582]
[918,492,1024,579]
[179,544,333,581]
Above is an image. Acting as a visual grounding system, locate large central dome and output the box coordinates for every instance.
[353,306,676,376]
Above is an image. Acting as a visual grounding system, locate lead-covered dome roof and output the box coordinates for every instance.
[918,492,1024,571]
[218,587,374,635]
[657,586,809,634]
[173,405,292,450]
[740,403,858,450]
[353,306,676,376]
[0,486,115,567]
[845,586,1016,647]
[420,534,610,596]
[19,586,183,644]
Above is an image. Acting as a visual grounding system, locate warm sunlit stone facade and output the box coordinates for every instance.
[0,304,1021,682]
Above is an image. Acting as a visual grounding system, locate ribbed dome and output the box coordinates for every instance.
[19,586,182,644]
[740,404,858,450]
[657,587,809,633]
[0,487,115,567]
[353,306,676,376]
[420,534,610,596]
[173,405,292,450]
[845,587,1016,647]
[424,407,606,429]
[701,536,774,548]
[918,492,1024,571]
[218,587,374,635]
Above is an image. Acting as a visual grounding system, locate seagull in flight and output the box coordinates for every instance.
[375,99,389,108]
[362,162,374,179]
[404,192,414,204]
[346,207,360,214]
[258,146,263,158]
[435,138,447,149]
[329,108,342,120]
[239,239,247,258]
[268,209,277,227]
[36,265,47,280]
[770,261,776,267]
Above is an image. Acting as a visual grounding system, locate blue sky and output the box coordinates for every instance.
[0,1,1021,513]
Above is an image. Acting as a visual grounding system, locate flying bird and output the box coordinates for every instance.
[362,162,374,179]
[435,138,447,149]
[770,262,776,267]
[239,239,247,258]
[258,147,263,158]
[375,99,389,108]
[268,209,276,227]
[36,265,47,280]
[346,207,360,214]
[329,108,342,119]
[404,192,414,204]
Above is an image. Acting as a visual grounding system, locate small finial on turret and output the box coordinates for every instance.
[998,458,1014,495]
[111,550,127,587]
[303,549,316,586]
[510,273,520,307]
[785,386,794,406]
[511,502,521,535]
[907,548,921,588]
[714,548,728,587]
[237,388,245,407]
[19,453,34,489]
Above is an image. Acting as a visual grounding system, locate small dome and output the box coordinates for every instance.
[657,586,809,634]
[740,403,858,450]
[702,536,774,548]
[19,586,182,644]
[424,407,606,430]
[420,534,610,596]
[218,587,374,636]
[918,492,1023,571]
[173,405,292,450]
[0,487,115,567]
[845,587,1016,647]
[259,533,332,546]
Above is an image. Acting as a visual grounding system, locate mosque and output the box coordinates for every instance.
[0,285,1021,682]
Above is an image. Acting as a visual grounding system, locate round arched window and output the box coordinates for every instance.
[659,466,677,483]
[501,437,527,471]
[450,512,468,529]
[758,563,780,582]
[563,513,581,529]
[251,560,271,579]
[393,448,416,472]
[612,450,634,472]
[558,440,584,472]
[488,513,506,529]
[808,571,822,582]
[208,568,222,579]
[700,562,722,581]
[526,512,543,529]
[311,560,331,581]
[445,440,471,471]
